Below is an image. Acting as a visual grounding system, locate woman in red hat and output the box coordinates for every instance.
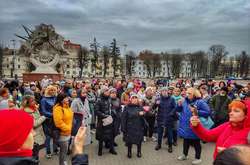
[0,110,88,165]
[191,100,250,160]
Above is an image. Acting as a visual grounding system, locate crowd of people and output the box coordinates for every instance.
[0,76,250,165]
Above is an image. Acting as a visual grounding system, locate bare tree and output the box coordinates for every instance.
[236,51,250,77]
[90,37,100,76]
[125,50,136,77]
[110,38,121,77]
[139,50,153,77]
[78,46,89,78]
[101,46,110,78]
[152,53,162,77]
[209,45,228,77]
[162,52,171,78]
[171,53,183,78]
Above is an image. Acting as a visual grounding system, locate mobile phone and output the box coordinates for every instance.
[190,104,198,116]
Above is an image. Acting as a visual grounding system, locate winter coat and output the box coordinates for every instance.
[110,97,122,137]
[209,94,231,125]
[53,104,73,136]
[23,107,46,145]
[87,91,96,125]
[40,96,56,135]
[177,98,210,139]
[71,98,92,145]
[191,100,250,159]
[121,104,147,145]
[95,95,115,141]
[40,96,56,118]
[156,96,176,127]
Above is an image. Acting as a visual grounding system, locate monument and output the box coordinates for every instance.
[16,24,67,82]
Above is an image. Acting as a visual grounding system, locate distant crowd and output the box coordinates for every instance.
[0,76,250,165]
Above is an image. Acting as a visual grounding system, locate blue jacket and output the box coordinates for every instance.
[156,96,176,127]
[40,96,56,118]
[177,98,210,139]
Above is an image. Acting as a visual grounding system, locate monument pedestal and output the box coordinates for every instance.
[23,73,63,82]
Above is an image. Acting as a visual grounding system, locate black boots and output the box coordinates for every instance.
[137,143,142,158]
[168,146,173,153]
[109,149,117,155]
[155,144,161,151]
[127,145,132,158]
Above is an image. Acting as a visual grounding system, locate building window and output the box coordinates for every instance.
[18,65,20,69]
[139,72,141,75]
[139,61,141,64]
[73,71,76,74]
[143,66,145,70]
[139,67,141,70]
[7,64,9,68]
[6,58,9,62]
[67,65,70,68]
[163,67,165,71]
[67,71,70,74]
[18,58,20,62]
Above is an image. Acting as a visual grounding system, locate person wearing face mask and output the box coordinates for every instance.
[191,101,250,160]
[210,87,232,127]
[155,87,176,153]
[53,93,73,165]
[71,88,92,146]
[95,87,117,156]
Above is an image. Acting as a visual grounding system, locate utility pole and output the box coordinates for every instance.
[123,44,127,77]
[10,39,16,78]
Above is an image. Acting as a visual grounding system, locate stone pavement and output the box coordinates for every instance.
[40,135,215,165]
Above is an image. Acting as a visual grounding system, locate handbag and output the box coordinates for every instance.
[102,101,113,126]
[102,115,113,126]
[200,116,214,129]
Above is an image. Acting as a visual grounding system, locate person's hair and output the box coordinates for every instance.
[0,88,9,97]
[188,88,201,98]
[55,93,68,106]
[22,95,35,108]
[214,147,245,165]
[219,81,226,88]
[228,100,247,115]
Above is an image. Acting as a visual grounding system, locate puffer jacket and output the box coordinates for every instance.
[177,98,210,139]
[53,104,73,136]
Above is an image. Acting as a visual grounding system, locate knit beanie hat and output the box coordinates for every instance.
[0,110,34,157]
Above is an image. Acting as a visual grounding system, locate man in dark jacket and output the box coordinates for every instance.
[95,87,117,156]
[209,86,232,127]
[155,87,176,153]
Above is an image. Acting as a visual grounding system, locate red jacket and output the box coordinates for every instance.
[191,100,250,159]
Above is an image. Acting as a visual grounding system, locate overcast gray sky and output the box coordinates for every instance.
[0,0,249,55]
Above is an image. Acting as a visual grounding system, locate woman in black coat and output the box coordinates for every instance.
[95,87,117,156]
[109,88,122,146]
[121,94,146,158]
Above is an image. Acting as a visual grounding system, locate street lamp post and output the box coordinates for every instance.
[10,39,16,78]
